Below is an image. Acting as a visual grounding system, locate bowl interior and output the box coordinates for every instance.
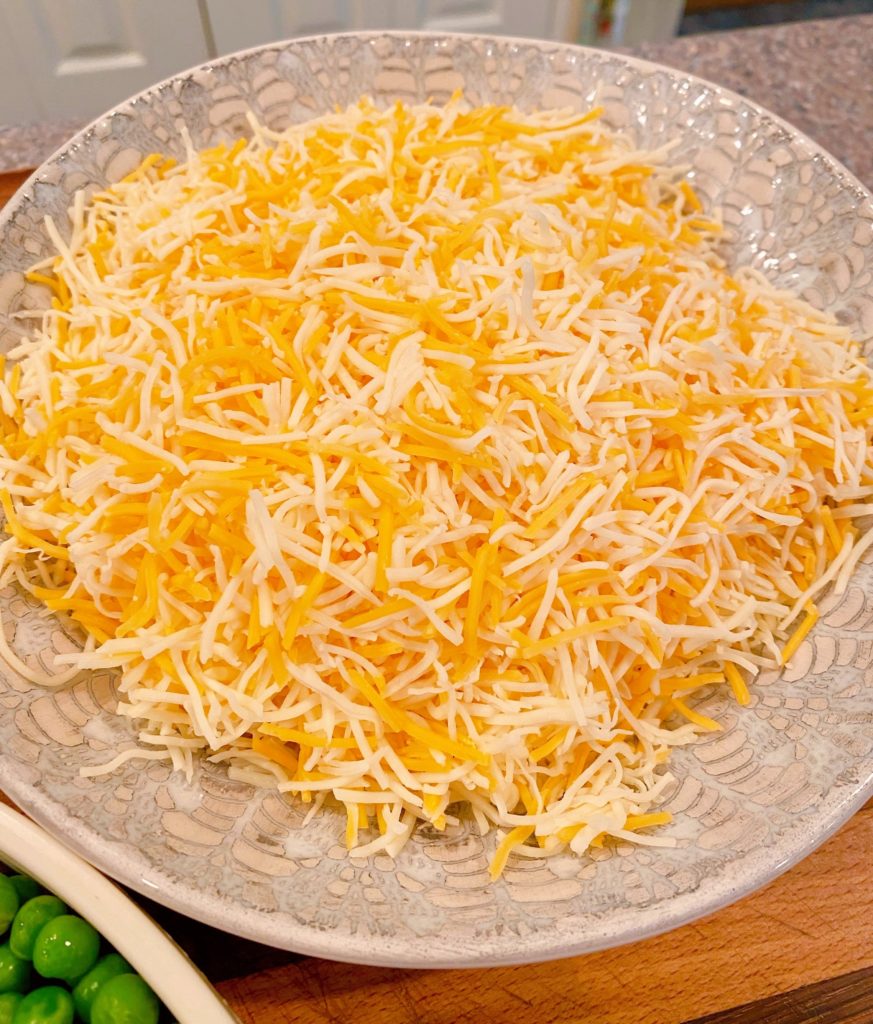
[2,32,873,967]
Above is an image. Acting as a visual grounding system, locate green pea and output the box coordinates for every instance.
[72,953,131,1024]
[6,881,39,907]
[8,897,66,961]
[90,975,158,1024]
[10,987,73,1024]
[0,946,29,995]
[0,993,22,1024]
[0,880,18,937]
[32,915,99,984]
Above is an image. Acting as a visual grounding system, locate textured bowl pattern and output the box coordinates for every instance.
[1,33,873,967]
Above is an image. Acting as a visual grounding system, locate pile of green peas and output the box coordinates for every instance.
[0,869,169,1024]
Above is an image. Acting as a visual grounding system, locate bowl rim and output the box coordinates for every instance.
[1,29,873,968]
[4,29,872,223]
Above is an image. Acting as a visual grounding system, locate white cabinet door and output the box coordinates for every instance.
[206,0,418,51]
[206,0,572,55]
[418,0,564,36]
[0,0,210,124]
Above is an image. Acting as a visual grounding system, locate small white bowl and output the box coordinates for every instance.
[0,804,239,1024]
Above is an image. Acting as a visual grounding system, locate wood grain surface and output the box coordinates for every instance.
[695,965,873,1024]
[1,167,872,1024]
[0,170,29,206]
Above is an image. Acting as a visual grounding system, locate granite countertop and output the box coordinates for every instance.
[0,14,872,188]
[631,13,873,189]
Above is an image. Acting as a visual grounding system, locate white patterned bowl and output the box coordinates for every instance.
[1,32,873,968]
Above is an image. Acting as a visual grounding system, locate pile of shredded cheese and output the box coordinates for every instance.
[2,97,873,875]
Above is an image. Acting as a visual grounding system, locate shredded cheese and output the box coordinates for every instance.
[2,96,873,873]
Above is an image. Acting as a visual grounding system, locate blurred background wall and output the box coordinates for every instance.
[0,0,870,124]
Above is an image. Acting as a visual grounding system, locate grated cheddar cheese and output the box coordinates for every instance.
[2,97,873,874]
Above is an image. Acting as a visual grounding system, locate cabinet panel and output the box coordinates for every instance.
[0,0,209,123]
[207,0,419,53]
[207,0,569,55]
[0,7,33,122]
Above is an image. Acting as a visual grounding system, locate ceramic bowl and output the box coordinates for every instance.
[0,804,239,1022]
[1,32,873,967]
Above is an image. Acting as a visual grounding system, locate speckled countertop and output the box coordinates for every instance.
[1,14,872,186]
[0,118,83,177]
[631,14,873,189]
